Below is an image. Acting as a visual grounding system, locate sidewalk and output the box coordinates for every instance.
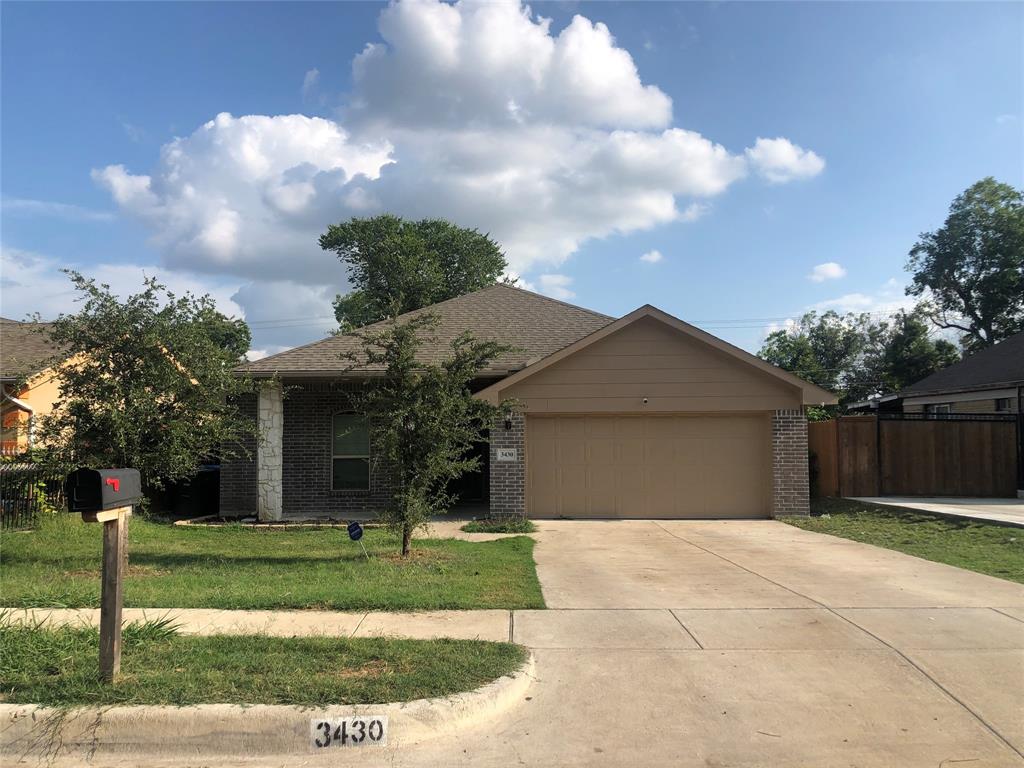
[8,607,512,641]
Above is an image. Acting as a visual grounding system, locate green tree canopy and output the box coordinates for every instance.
[907,177,1024,351]
[36,272,255,495]
[344,314,510,556]
[321,215,508,331]
[758,308,960,408]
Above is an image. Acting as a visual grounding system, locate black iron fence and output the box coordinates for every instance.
[0,462,65,530]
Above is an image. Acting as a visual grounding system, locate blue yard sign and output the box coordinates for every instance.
[347,521,369,560]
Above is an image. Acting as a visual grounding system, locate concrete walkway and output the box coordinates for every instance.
[12,520,1024,768]
[853,496,1024,527]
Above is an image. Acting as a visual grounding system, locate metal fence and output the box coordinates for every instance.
[0,462,65,530]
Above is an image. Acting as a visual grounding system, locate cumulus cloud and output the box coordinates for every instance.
[745,137,825,183]
[808,261,846,282]
[640,249,663,264]
[537,273,574,300]
[811,278,915,316]
[92,0,825,351]
[0,246,243,322]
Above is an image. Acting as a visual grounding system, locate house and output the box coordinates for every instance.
[221,284,836,521]
[0,318,65,453]
[900,330,1023,415]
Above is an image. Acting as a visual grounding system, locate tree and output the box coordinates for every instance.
[344,314,510,556]
[36,271,256,499]
[907,178,1024,351]
[847,309,960,401]
[758,307,959,407]
[759,311,868,396]
[321,215,508,330]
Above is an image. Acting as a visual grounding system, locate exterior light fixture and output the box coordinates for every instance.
[504,410,513,431]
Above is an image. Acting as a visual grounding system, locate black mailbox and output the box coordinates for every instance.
[65,468,142,518]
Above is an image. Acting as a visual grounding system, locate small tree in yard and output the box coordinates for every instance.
[34,271,256,503]
[346,314,510,557]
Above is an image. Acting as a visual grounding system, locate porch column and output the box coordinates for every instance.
[490,411,526,517]
[771,409,810,517]
[257,382,283,521]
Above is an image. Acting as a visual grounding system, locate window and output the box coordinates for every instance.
[995,397,1012,412]
[925,403,951,415]
[332,413,370,490]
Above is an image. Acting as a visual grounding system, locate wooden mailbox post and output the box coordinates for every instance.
[65,468,141,683]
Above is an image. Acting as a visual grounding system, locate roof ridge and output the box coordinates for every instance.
[242,282,613,368]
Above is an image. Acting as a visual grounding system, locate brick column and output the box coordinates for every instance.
[257,382,284,521]
[772,409,810,517]
[489,411,526,517]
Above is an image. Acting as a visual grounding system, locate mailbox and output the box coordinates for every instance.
[65,468,142,520]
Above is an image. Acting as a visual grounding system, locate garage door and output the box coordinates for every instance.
[527,414,770,519]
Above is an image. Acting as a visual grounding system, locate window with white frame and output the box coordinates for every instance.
[925,403,951,415]
[994,397,1011,412]
[332,413,370,490]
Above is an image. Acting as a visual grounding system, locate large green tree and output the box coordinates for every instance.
[36,272,255,496]
[321,215,508,330]
[344,314,509,556]
[759,308,960,407]
[907,178,1024,351]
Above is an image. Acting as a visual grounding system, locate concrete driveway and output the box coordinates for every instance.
[853,496,1024,528]
[391,520,1024,768]
[52,520,1024,768]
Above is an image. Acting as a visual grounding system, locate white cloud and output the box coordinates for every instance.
[537,273,574,300]
[92,0,825,351]
[811,278,915,316]
[745,137,825,183]
[2,198,115,222]
[639,249,663,264]
[301,68,320,101]
[808,261,846,282]
[0,246,243,323]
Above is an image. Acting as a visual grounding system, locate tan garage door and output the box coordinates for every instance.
[527,414,770,519]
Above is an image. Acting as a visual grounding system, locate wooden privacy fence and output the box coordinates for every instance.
[809,414,1020,498]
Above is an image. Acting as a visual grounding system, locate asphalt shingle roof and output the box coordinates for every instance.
[0,318,63,380]
[901,330,1024,396]
[239,284,615,377]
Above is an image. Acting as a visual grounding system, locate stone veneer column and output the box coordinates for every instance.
[257,382,284,521]
[489,411,526,517]
[771,409,810,517]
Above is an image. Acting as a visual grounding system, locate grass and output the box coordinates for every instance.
[461,518,537,534]
[0,618,528,706]
[0,515,544,610]
[782,497,1024,584]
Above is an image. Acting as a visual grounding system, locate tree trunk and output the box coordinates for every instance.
[401,522,412,557]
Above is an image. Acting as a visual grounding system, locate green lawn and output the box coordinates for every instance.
[0,620,527,706]
[783,497,1024,583]
[0,515,544,610]
[461,518,537,534]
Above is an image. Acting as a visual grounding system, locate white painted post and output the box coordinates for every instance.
[257,383,284,521]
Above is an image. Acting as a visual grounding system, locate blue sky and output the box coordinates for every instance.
[2,1,1021,357]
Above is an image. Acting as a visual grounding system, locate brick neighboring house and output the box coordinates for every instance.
[221,284,836,521]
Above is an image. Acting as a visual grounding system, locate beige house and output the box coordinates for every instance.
[0,318,66,454]
[223,285,836,521]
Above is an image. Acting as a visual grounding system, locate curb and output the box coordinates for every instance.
[0,653,535,762]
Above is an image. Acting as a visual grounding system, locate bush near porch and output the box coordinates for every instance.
[783,497,1024,584]
[0,515,545,611]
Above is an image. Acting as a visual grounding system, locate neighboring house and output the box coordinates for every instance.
[222,284,836,521]
[900,331,1023,415]
[0,318,66,453]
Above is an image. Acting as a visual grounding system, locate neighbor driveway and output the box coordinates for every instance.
[853,496,1024,528]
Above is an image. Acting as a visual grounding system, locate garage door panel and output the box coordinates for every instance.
[527,414,769,519]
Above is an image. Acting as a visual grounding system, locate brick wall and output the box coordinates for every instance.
[771,409,809,517]
[489,411,525,517]
[219,381,395,518]
[219,393,257,516]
